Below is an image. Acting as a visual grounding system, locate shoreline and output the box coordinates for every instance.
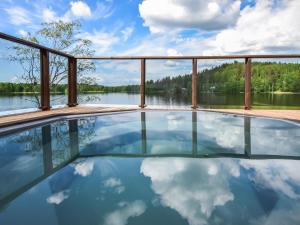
[1,91,300,95]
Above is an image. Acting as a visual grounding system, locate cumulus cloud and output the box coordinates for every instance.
[197,112,245,151]
[103,177,125,194]
[42,8,58,22]
[4,7,32,26]
[40,1,112,23]
[250,118,300,156]
[103,200,146,225]
[70,1,92,18]
[141,158,239,225]
[205,0,300,54]
[130,0,300,57]
[248,206,300,225]
[139,0,241,33]
[77,30,119,55]
[241,160,300,199]
[46,190,70,205]
[73,159,94,177]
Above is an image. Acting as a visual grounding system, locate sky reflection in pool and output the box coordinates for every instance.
[0,111,300,225]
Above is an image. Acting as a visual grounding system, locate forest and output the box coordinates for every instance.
[1,62,300,95]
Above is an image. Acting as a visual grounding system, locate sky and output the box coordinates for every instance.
[1,0,300,85]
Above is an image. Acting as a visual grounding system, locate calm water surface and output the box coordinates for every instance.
[0,92,300,111]
[0,111,300,225]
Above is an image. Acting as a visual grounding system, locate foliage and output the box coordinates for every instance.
[8,20,95,107]
[2,62,300,96]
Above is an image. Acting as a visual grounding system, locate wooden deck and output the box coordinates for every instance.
[202,109,300,122]
[0,106,300,128]
[0,106,138,128]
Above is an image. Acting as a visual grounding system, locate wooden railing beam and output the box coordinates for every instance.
[40,49,50,111]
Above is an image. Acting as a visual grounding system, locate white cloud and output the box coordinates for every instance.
[167,48,183,56]
[93,0,115,19]
[121,26,134,41]
[77,31,119,55]
[139,0,241,33]
[70,1,92,18]
[103,177,122,187]
[10,75,21,83]
[141,158,238,225]
[17,29,28,37]
[103,200,146,225]
[103,177,125,194]
[205,0,300,54]
[46,190,69,205]
[4,7,32,25]
[241,160,300,200]
[73,159,94,177]
[42,8,58,22]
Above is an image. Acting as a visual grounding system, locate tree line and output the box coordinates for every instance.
[1,61,300,95]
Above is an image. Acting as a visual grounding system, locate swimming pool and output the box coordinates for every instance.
[0,111,300,225]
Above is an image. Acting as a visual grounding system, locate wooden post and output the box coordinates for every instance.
[244,58,252,110]
[192,111,197,155]
[42,125,52,174]
[192,58,197,109]
[140,58,146,108]
[141,112,147,155]
[69,119,79,157]
[40,49,50,110]
[68,57,77,107]
[244,117,251,158]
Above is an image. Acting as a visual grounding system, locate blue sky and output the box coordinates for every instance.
[1,0,300,85]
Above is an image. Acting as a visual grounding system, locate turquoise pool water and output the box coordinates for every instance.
[0,111,300,225]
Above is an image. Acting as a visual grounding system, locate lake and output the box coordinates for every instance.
[0,92,300,112]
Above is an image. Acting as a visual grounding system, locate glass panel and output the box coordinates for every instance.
[49,53,68,108]
[79,112,142,155]
[145,111,193,154]
[145,59,192,108]
[0,39,40,114]
[0,121,77,207]
[251,58,300,109]
[251,117,300,156]
[77,60,140,105]
[197,59,245,109]
[0,127,44,201]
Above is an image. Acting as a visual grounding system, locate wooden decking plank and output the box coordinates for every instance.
[0,106,299,128]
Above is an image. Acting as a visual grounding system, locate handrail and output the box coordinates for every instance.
[75,54,300,60]
[0,32,73,58]
[1,31,300,111]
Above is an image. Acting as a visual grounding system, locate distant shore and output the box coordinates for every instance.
[1,91,300,95]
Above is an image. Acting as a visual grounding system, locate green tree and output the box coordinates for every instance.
[9,20,95,107]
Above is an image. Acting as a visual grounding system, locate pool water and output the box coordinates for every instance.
[0,111,300,225]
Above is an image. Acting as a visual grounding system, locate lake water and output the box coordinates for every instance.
[0,92,300,112]
[1,111,300,225]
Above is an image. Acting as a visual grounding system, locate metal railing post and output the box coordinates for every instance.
[40,49,50,110]
[140,58,146,108]
[192,58,197,109]
[244,58,252,110]
[68,57,77,107]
